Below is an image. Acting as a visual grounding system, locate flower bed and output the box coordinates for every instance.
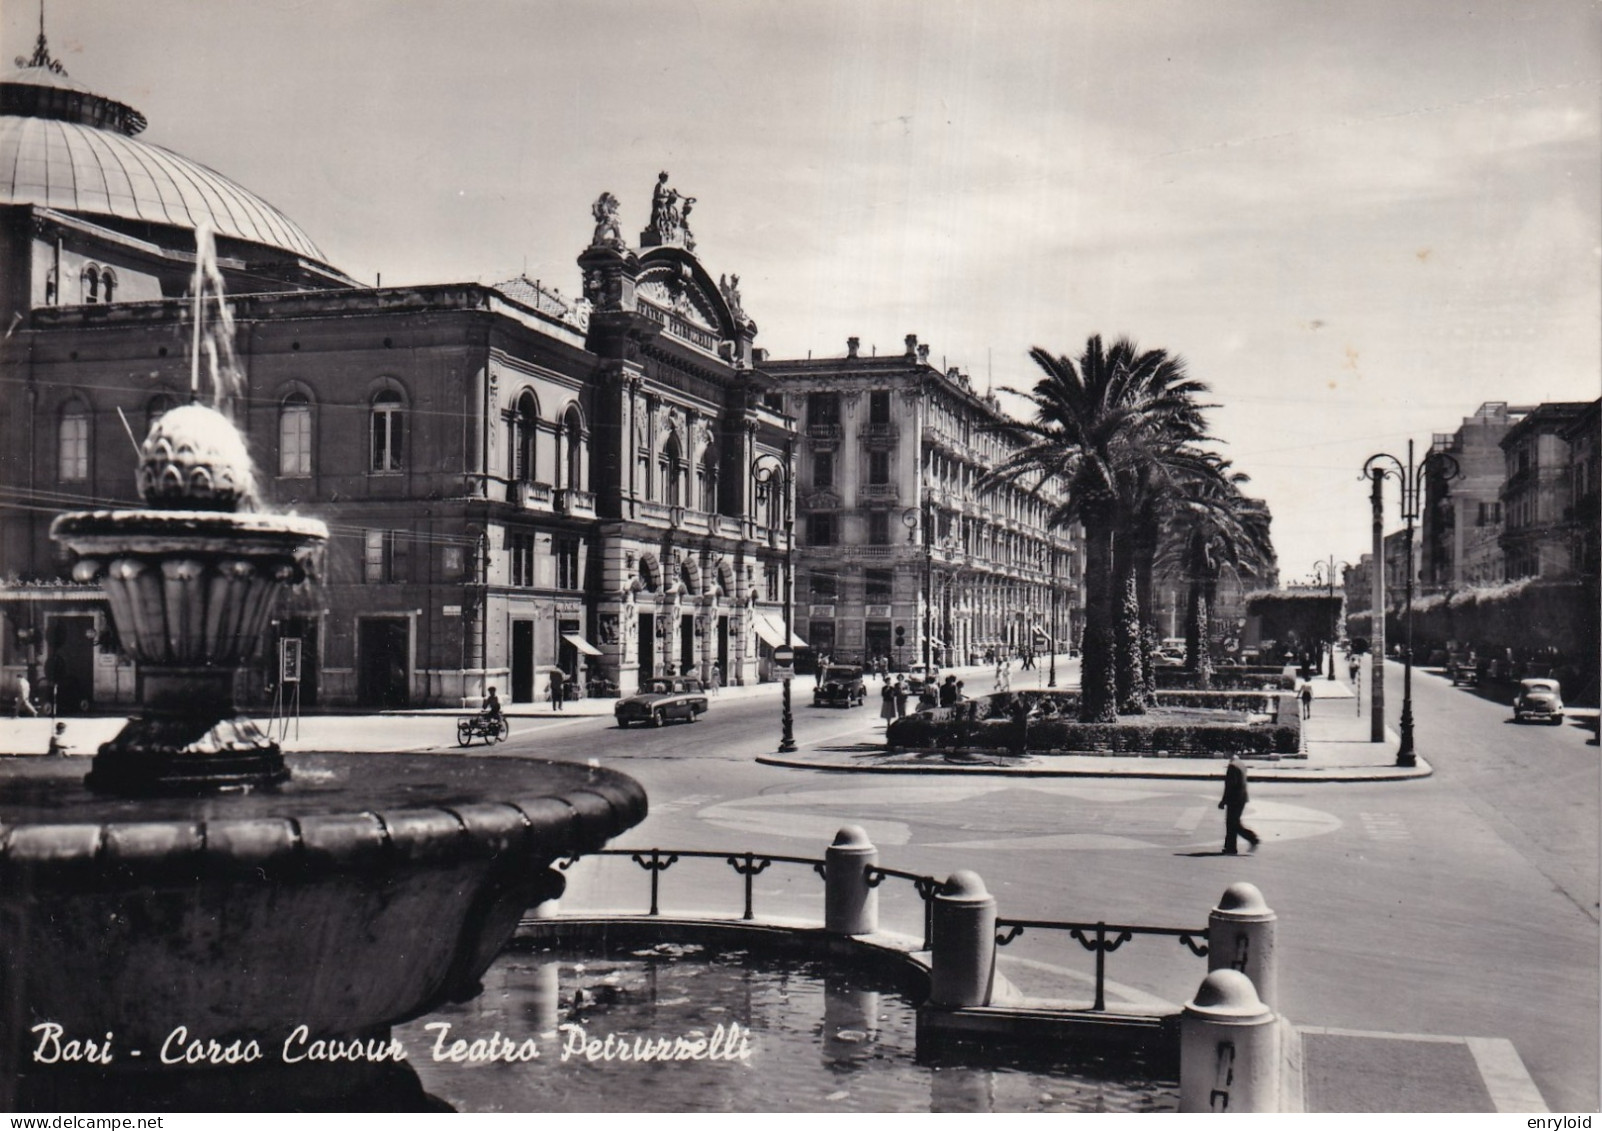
[1154,667,1295,691]
[885,691,1301,758]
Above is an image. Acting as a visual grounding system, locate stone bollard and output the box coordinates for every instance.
[1208,882,1278,1010]
[928,870,996,1008]
[824,825,878,935]
[1180,969,1279,1113]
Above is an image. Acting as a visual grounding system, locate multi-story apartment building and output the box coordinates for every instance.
[1500,402,1595,581]
[1421,402,1531,590]
[762,337,1082,669]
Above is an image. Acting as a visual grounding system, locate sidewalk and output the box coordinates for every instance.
[0,660,1427,781]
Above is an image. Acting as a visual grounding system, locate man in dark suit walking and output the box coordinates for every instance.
[1219,755,1260,855]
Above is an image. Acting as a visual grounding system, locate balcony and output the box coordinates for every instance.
[510,480,553,510]
[859,483,899,505]
[806,422,844,441]
[553,487,596,517]
[863,421,898,443]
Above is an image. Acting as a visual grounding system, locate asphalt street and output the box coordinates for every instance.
[498,661,1599,1112]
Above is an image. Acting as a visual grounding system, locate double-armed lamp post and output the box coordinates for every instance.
[1362,440,1459,767]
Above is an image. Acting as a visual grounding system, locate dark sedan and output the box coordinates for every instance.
[813,664,867,708]
[615,677,710,727]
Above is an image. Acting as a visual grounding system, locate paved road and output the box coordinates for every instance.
[502,663,1599,1112]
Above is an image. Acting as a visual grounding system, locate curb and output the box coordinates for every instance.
[753,751,1434,783]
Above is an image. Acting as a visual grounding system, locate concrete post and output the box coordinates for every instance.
[824,825,878,935]
[929,870,996,1008]
[1208,882,1278,1011]
[1180,969,1280,1113]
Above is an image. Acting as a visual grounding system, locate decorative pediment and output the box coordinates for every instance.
[638,274,719,334]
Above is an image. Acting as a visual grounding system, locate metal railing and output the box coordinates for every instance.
[994,919,1209,1011]
[559,845,1210,1008]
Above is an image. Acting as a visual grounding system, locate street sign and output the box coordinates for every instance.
[773,665,794,680]
[773,646,794,665]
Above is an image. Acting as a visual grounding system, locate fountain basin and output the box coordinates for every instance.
[0,753,646,1087]
[50,509,328,794]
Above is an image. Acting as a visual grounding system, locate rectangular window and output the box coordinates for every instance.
[555,536,581,590]
[371,399,403,472]
[869,390,891,425]
[866,570,893,602]
[509,532,535,588]
[868,449,890,485]
[58,413,89,481]
[364,530,387,583]
[808,392,840,427]
[868,511,889,545]
[765,561,781,603]
[807,513,834,546]
[442,545,464,579]
[813,450,834,489]
[280,403,312,477]
[809,573,838,601]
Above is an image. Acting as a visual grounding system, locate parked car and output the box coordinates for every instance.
[813,664,867,708]
[615,677,709,727]
[1449,661,1478,687]
[1512,678,1564,725]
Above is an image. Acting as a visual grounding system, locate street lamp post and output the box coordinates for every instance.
[1048,541,1060,689]
[1311,557,1352,680]
[753,443,796,754]
[1363,440,1459,767]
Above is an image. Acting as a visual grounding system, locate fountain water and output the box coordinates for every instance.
[1,231,646,1110]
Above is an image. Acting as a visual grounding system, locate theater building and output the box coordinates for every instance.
[0,41,796,710]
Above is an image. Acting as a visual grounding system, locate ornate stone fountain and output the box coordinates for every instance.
[1,402,647,1109]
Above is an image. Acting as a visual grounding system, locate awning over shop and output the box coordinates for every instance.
[752,616,785,648]
[561,633,602,656]
[753,616,808,649]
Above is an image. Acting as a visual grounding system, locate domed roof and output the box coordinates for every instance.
[0,37,332,266]
[0,113,329,262]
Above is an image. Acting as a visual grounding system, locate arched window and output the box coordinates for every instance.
[59,401,90,481]
[80,265,100,304]
[660,434,682,507]
[145,393,176,436]
[512,392,538,483]
[279,393,313,477]
[698,447,719,513]
[370,390,403,472]
[561,406,584,491]
[99,269,116,303]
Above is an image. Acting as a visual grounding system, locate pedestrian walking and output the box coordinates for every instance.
[47,721,70,757]
[1219,755,1259,855]
[709,663,722,695]
[880,679,897,725]
[939,675,959,708]
[1347,655,1360,683]
[13,673,37,718]
[894,677,910,718]
[1299,681,1313,719]
[549,668,566,711]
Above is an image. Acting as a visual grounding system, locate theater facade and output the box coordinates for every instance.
[0,38,1079,712]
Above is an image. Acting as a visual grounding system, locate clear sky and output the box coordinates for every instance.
[10,0,1599,581]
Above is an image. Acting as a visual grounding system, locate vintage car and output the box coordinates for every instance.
[1449,660,1479,687]
[813,664,867,708]
[614,677,710,727]
[1512,678,1564,725]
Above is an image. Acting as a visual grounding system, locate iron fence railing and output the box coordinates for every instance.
[559,847,1210,1011]
[994,919,1210,1011]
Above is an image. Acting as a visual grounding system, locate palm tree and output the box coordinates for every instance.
[986,336,1211,722]
[1158,464,1276,687]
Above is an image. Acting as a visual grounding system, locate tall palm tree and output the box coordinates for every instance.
[985,336,1211,722]
[1157,463,1276,687]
